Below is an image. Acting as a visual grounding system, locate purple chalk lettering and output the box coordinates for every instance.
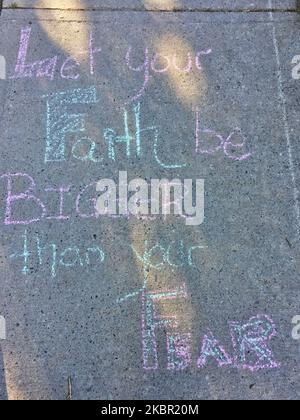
[223,128,252,161]
[167,333,192,371]
[230,314,280,371]
[197,330,232,368]
[195,49,212,70]
[61,56,80,80]
[172,53,193,73]
[11,27,58,80]
[89,32,101,76]
[142,285,188,370]
[125,47,150,104]
[36,56,58,81]
[0,173,46,225]
[151,53,171,74]
[11,27,35,79]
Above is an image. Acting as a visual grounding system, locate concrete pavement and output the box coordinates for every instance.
[0,0,299,400]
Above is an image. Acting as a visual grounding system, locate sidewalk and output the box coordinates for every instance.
[0,1,299,400]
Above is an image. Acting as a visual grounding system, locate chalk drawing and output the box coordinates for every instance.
[230,314,280,371]
[60,56,80,80]
[44,86,99,162]
[104,102,186,169]
[10,230,105,278]
[76,182,98,219]
[44,88,250,166]
[151,53,171,73]
[11,28,102,81]
[119,242,279,371]
[117,239,207,305]
[45,186,71,221]
[142,284,188,370]
[72,137,103,163]
[89,32,102,76]
[10,229,31,275]
[195,49,213,70]
[167,333,192,371]
[172,53,193,73]
[11,27,58,80]
[126,47,212,103]
[125,47,151,104]
[269,0,300,240]
[195,108,252,161]
[0,173,47,226]
[197,331,232,368]
[0,173,204,226]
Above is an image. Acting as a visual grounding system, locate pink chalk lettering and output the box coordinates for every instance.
[223,128,252,161]
[197,330,232,368]
[11,27,58,80]
[167,333,192,371]
[60,56,80,80]
[230,314,280,371]
[142,284,188,370]
[195,109,224,154]
[89,32,101,76]
[151,53,171,73]
[125,47,150,104]
[0,173,46,226]
[195,49,212,70]
[172,53,193,73]
[11,27,35,78]
[36,56,58,81]
[195,109,252,161]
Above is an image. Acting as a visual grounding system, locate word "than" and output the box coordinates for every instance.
[10,230,105,278]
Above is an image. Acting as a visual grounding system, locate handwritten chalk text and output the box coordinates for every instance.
[10,230,105,278]
[0,172,204,227]
[44,87,252,166]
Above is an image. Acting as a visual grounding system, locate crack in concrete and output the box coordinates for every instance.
[0,6,298,13]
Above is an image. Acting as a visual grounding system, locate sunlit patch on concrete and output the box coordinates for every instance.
[154,35,208,107]
[144,0,180,11]
[36,0,89,63]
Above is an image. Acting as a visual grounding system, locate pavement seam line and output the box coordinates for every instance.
[0,7,298,13]
[268,0,300,241]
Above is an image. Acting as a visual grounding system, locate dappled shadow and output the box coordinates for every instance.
[0,0,294,400]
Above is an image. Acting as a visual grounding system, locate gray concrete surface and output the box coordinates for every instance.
[0,1,299,400]
[1,0,299,11]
